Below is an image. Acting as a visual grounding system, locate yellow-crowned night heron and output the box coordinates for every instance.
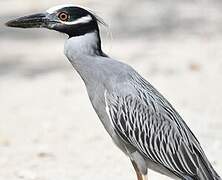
[6,4,221,180]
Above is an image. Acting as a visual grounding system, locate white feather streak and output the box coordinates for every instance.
[63,15,92,25]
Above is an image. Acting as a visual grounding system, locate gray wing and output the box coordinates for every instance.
[104,72,220,180]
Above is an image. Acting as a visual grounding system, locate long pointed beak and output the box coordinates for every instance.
[6,13,49,28]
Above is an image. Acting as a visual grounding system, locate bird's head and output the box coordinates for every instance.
[6,4,105,38]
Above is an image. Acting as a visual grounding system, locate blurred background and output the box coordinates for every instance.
[0,0,222,179]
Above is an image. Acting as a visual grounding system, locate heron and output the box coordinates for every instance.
[6,4,221,180]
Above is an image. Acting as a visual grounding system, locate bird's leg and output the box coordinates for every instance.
[131,160,148,180]
[143,175,148,180]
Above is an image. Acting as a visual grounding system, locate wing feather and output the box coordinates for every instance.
[105,91,198,178]
[104,70,221,179]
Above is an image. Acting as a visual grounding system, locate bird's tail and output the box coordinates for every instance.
[194,146,221,180]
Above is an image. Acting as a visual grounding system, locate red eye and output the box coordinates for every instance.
[58,12,69,21]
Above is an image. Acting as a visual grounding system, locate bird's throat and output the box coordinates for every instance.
[64,31,101,59]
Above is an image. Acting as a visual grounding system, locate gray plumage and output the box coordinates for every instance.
[64,31,221,180]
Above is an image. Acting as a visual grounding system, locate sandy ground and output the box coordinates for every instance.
[0,0,222,180]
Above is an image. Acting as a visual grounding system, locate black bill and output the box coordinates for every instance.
[5,13,48,28]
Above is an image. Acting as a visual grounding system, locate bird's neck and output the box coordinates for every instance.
[64,31,105,83]
[64,31,103,59]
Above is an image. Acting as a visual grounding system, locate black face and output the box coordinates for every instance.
[6,5,102,38]
[49,6,100,37]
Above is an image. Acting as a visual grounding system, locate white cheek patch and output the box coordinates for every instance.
[63,15,93,25]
